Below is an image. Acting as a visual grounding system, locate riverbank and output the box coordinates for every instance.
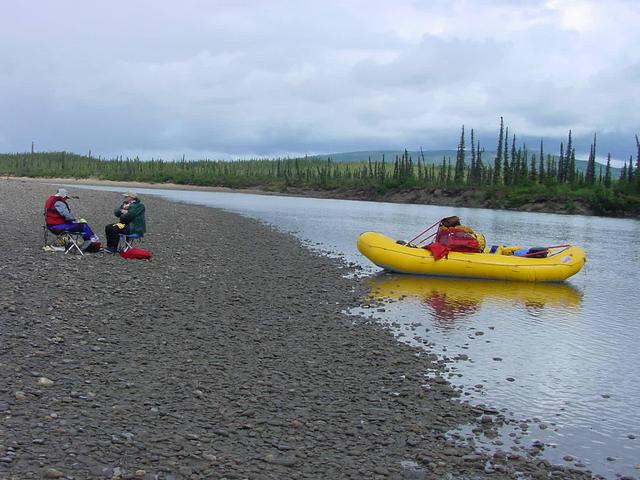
[0,178,594,479]
[6,175,620,217]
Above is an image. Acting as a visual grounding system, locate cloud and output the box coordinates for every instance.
[0,0,638,161]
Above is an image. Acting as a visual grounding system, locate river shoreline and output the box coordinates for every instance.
[8,175,628,218]
[0,178,594,479]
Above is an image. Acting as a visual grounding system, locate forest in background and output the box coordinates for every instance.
[2,118,639,216]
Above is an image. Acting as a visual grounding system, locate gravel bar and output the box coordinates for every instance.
[0,178,594,479]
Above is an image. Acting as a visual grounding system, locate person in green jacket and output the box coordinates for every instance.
[103,192,146,253]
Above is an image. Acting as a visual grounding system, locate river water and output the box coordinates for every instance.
[69,185,640,479]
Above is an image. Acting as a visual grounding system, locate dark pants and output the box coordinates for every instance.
[49,222,99,242]
[105,224,129,249]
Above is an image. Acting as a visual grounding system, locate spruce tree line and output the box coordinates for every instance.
[1,121,639,207]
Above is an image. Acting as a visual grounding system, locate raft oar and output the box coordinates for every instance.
[407,219,441,245]
[416,231,438,246]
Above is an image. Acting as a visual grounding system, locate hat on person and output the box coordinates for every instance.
[122,191,138,199]
[56,188,70,198]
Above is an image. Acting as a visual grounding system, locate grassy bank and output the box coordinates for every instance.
[1,151,639,217]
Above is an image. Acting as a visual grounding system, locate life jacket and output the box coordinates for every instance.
[44,195,69,226]
[435,226,482,252]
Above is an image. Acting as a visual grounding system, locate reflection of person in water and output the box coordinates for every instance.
[423,291,479,324]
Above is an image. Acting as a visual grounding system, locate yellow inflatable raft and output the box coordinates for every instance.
[357,231,586,282]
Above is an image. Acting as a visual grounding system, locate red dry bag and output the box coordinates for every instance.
[119,248,152,260]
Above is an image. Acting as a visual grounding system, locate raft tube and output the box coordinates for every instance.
[357,231,586,282]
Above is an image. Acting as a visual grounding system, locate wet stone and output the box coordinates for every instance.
[43,468,64,478]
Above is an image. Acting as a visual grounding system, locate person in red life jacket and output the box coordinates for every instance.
[103,192,146,254]
[434,216,484,252]
[425,216,485,260]
[44,188,101,251]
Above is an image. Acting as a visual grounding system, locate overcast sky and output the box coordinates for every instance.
[1,0,638,164]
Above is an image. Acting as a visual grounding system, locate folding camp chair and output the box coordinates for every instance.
[118,233,143,252]
[43,212,84,255]
[44,225,84,255]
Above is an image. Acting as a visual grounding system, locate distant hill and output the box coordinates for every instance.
[309,150,621,177]
[308,150,457,164]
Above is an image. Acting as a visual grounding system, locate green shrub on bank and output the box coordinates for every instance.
[1,150,639,217]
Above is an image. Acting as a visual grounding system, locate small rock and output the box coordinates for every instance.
[264,454,298,467]
[628,434,636,439]
[506,377,515,382]
[37,377,54,387]
[406,436,420,447]
[43,468,64,478]
[462,454,482,461]
[493,357,502,361]
[563,455,574,462]
[15,391,27,401]
[135,470,146,478]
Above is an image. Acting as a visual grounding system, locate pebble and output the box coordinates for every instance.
[43,468,64,478]
[37,377,55,386]
[264,454,298,467]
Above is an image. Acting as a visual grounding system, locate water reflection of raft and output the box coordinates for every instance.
[366,274,582,310]
[357,232,586,282]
